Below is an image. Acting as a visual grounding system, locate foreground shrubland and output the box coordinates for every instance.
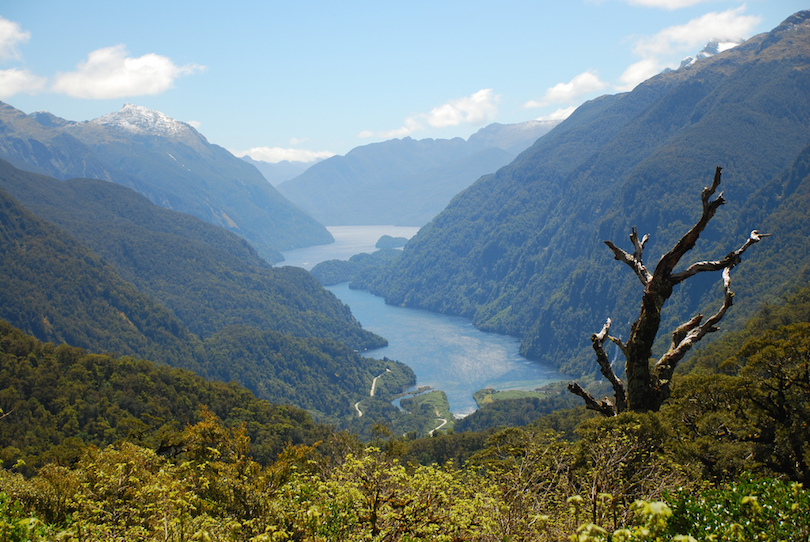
[1,406,809,541]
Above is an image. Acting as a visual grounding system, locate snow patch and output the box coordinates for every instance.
[678,38,744,69]
[91,103,193,138]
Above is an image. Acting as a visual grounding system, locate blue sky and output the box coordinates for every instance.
[0,1,804,162]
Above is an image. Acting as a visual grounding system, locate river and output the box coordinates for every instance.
[281,225,564,417]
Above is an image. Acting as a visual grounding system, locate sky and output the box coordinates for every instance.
[0,1,805,163]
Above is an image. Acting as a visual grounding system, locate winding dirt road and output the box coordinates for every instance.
[355,368,392,417]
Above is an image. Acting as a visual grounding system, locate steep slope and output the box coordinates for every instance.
[0,185,203,372]
[0,103,332,262]
[0,157,384,350]
[0,159,384,351]
[0,159,415,421]
[277,119,557,226]
[369,11,810,376]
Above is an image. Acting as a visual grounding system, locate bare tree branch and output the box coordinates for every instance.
[605,227,652,286]
[567,382,616,417]
[569,166,767,415]
[609,335,628,360]
[653,267,735,394]
[654,166,726,278]
[670,230,771,284]
[591,319,627,414]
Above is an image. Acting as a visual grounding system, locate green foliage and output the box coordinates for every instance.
[310,249,402,287]
[1,410,809,541]
[684,275,810,374]
[203,326,413,421]
[665,322,810,484]
[0,184,203,372]
[399,390,454,435]
[457,386,581,432]
[0,491,52,541]
[664,477,810,541]
[375,235,407,249]
[0,165,385,352]
[0,319,332,470]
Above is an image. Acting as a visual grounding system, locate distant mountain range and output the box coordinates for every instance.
[240,155,318,186]
[0,102,332,263]
[277,120,559,226]
[366,10,810,377]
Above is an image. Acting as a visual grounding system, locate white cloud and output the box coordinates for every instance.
[52,44,204,99]
[618,6,761,90]
[425,88,499,128]
[537,106,577,121]
[524,70,608,108]
[633,6,760,58]
[235,146,335,164]
[359,89,499,140]
[0,17,30,61]
[359,117,423,139]
[616,58,664,91]
[0,68,46,99]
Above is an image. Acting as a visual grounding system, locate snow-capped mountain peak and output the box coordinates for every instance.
[91,103,194,138]
[679,38,744,69]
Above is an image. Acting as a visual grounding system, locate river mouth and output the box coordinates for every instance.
[282,225,565,417]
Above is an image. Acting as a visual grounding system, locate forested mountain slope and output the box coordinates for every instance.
[0,102,331,262]
[0,159,383,350]
[0,185,202,372]
[368,11,810,377]
[0,160,411,421]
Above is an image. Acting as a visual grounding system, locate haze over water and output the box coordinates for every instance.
[281,225,565,417]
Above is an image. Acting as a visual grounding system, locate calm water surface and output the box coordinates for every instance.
[281,226,565,417]
[280,225,420,270]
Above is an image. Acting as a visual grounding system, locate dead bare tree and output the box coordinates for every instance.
[568,167,769,415]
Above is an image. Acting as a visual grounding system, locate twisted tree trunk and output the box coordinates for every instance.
[569,167,768,415]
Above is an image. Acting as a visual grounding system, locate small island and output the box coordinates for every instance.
[375,234,409,249]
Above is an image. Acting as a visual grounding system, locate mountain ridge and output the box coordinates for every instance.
[0,102,332,262]
[277,119,558,226]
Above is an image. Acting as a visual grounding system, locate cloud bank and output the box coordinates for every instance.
[0,68,46,99]
[618,5,761,90]
[359,89,499,140]
[1,16,204,100]
[0,16,46,98]
[524,70,608,109]
[236,146,336,164]
[0,16,30,61]
[52,45,204,99]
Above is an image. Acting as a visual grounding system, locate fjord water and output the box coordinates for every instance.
[281,226,565,417]
[280,225,420,270]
